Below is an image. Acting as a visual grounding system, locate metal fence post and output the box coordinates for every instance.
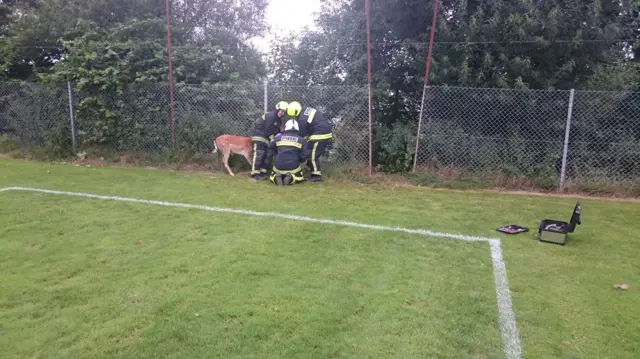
[263,79,268,113]
[67,81,76,153]
[559,89,575,189]
[412,85,428,172]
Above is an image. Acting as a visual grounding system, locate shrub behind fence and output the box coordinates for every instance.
[1,81,638,187]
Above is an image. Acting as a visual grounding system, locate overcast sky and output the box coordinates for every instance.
[250,0,322,53]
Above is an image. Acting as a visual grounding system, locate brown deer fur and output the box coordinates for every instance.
[212,135,254,176]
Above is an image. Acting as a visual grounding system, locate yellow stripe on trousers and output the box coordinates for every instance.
[311,141,319,174]
[273,165,303,174]
[251,144,258,174]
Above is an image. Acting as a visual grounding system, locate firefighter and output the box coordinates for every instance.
[267,119,307,185]
[249,101,289,180]
[286,101,332,182]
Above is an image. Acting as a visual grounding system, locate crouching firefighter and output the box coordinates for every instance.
[267,119,307,185]
[250,101,288,180]
[286,101,332,182]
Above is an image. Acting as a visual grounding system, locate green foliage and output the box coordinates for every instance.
[174,84,262,154]
[0,0,270,161]
[1,0,269,155]
[45,114,75,159]
[61,82,263,154]
[267,0,640,179]
[373,122,415,173]
[38,18,261,88]
[0,0,268,81]
[0,134,20,153]
[0,82,68,149]
[1,0,638,185]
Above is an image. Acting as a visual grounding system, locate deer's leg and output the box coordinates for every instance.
[222,150,235,176]
[243,150,254,168]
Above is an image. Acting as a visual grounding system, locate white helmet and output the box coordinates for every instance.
[284,119,299,132]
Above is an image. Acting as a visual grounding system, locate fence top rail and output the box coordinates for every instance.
[424,85,640,95]
[1,81,637,95]
[569,89,640,95]
[266,84,367,88]
[0,81,368,89]
[171,82,367,89]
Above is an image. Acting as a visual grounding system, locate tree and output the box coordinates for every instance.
[0,0,269,81]
[273,0,638,90]
[40,18,265,88]
[269,0,640,174]
[0,0,269,155]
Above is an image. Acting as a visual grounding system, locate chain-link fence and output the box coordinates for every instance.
[569,90,640,183]
[0,82,69,152]
[1,81,639,185]
[415,86,570,184]
[0,81,369,167]
[415,86,640,186]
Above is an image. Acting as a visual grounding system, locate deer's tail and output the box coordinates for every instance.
[212,137,219,154]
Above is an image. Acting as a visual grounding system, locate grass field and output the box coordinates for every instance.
[1,158,639,359]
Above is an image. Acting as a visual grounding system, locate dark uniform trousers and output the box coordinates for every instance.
[295,107,332,179]
[250,136,271,176]
[250,110,281,177]
[268,132,307,185]
[269,166,305,185]
[304,133,332,177]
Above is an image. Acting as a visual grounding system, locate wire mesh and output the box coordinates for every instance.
[174,83,264,153]
[2,81,639,185]
[0,82,69,149]
[71,83,173,154]
[71,82,264,155]
[415,85,640,184]
[416,86,571,182]
[568,90,640,184]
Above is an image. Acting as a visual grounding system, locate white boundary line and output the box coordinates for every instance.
[0,186,522,359]
[489,239,522,359]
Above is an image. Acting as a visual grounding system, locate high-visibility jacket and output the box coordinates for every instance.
[251,110,281,143]
[267,130,307,171]
[295,107,332,141]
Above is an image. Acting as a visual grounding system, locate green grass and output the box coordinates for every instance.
[1,158,640,359]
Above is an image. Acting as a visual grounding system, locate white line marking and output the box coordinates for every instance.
[0,186,522,359]
[490,239,522,359]
[1,186,493,242]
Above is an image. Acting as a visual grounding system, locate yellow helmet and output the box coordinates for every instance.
[275,101,288,111]
[287,101,302,117]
